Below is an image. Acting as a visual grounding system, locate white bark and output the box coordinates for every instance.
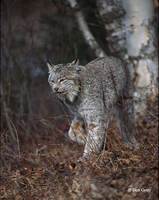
[121,0,158,116]
[97,0,126,55]
[67,0,106,58]
[98,0,158,117]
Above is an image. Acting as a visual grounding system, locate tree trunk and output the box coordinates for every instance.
[97,0,158,118]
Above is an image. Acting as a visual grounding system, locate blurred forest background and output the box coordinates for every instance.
[1,0,95,163]
[0,0,158,199]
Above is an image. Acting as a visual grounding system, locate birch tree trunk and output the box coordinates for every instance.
[67,0,157,118]
[97,0,158,118]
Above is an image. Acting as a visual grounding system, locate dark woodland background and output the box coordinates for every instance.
[1,0,111,164]
[1,0,93,156]
[0,0,158,199]
[1,0,104,138]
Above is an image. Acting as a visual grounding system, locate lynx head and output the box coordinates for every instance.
[47,59,81,103]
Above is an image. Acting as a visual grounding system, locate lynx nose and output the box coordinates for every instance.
[54,87,59,92]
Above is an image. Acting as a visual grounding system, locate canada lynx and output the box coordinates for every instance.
[47,57,138,159]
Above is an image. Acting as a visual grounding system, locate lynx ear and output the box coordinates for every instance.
[71,58,79,66]
[47,62,54,72]
[71,58,81,72]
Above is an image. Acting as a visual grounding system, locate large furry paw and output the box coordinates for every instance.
[68,123,86,145]
[77,155,90,163]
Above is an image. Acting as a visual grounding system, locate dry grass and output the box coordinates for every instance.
[0,99,158,200]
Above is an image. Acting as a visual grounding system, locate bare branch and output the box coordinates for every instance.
[67,0,106,58]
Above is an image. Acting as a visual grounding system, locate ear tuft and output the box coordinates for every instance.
[47,62,53,71]
[71,58,79,66]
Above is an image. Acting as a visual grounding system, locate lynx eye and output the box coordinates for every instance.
[59,78,65,83]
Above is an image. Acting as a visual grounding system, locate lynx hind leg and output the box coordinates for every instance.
[115,100,139,150]
[68,118,86,145]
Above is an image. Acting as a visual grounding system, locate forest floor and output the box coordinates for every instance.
[0,101,158,200]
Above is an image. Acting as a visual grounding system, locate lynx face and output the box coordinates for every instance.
[47,59,81,103]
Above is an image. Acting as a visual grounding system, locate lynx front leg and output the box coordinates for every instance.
[83,117,108,158]
[68,117,86,145]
